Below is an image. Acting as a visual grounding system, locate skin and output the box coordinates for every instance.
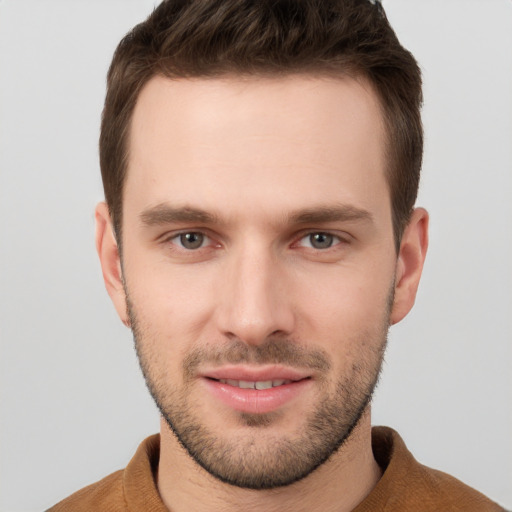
[96,75,428,512]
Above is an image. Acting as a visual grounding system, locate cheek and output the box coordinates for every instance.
[124,255,218,345]
[292,264,393,354]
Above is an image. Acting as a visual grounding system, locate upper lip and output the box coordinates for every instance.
[200,365,311,382]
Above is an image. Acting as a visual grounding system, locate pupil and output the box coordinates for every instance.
[311,233,333,249]
[181,232,203,249]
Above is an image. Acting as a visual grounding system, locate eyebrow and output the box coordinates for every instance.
[140,204,219,226]
[288,205,373,225]
[139,203,373,228]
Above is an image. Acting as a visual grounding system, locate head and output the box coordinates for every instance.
[96,0,428,491]
[100,0,423,251]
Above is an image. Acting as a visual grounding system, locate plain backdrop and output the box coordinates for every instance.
[1,1,511,510]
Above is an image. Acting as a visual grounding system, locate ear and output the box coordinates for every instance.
[390,207,429,325]
[95,202,130,327]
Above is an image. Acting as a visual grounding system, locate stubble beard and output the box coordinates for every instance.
[128,295,390,490]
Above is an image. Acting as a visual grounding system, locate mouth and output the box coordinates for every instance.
[213,378,295,390]
[200,366,313,415]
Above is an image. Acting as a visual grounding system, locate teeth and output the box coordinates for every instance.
[218,379,292,389]
[255,381,273,390]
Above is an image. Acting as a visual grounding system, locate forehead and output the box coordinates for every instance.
[125,74,389,224]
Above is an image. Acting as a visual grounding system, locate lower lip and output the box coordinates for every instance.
[202,378,312,414]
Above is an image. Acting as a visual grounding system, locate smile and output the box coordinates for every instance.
[216,379,293,389]
[203,374,312,414]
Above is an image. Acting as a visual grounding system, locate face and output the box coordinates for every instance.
[97,74,426,489]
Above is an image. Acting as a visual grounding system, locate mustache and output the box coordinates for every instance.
[183,338,331,379]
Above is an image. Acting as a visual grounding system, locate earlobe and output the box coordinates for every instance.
[390,208,429,325]
[95,202,130,327]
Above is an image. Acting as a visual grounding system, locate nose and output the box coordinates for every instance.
[214,244,295,345]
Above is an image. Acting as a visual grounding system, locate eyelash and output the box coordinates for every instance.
[296,232,345,250]
[167,231,215,250]
[163,230,348,252]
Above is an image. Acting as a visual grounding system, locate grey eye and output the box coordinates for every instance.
[179,232,205,249]
[309,233,334,249]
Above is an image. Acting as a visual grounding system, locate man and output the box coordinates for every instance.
[48,0,506,510]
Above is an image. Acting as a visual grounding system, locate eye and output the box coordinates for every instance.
[298,232,340,250]
[172,232,209,250]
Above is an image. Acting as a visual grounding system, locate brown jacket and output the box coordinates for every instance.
[47,427,506,511]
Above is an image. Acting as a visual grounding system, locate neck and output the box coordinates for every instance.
[157,408,381,512]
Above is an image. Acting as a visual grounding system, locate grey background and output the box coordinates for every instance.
[1,1,511,510]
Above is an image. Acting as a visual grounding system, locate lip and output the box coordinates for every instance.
[199,365,313,415]
[201,364,311,382]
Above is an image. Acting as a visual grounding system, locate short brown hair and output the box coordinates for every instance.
[100,0,422,249]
